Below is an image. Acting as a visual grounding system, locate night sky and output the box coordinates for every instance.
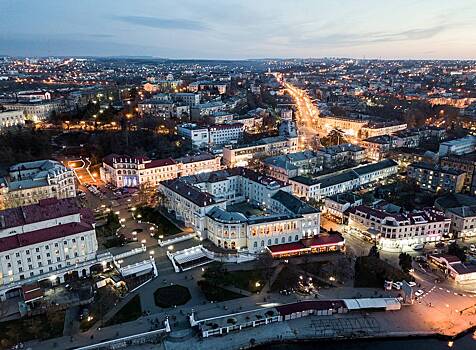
[1,0,475,59]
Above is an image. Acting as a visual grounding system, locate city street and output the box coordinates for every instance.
[284,82,324,149]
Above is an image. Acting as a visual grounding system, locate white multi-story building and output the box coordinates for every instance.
[223,136,299,167]
[233,114,264,133]
[177,123,244,148]
[100,155,178,188]
[173,93,200,106]
[138,99,177,118]
[159,168,320,254]
[208,111,234,125]
[16,91,51,101]
[188,81,227,94]
[175,153,222,177]
[177,123,210,148]
[208,123,244,146]
[0,160,76,209]
[0,110,25,131]
[360,122,407,139]
[191,101,227,120]
[289,159,398,200]
[445,205,476,239]
[318,115,406,140]
[316,143,365,168]
[348,205,450,251]
[324,192,363,223]
[0,198,99,299]
[262,151,323,182]
[438,135,476,157]
[0,99,68,122]
[100,152,221,188]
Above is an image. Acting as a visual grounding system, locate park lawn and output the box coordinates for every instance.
[135,206,180,237]
[222,269,266,293]
[105,295,142,326]
[154,285,191,308]
[0,311,65,349]
[354,256,413,288]
[270,265,301,292]
[197,280,245,302]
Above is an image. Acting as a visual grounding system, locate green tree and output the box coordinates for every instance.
[320,129,348,147]
[368,245,380,259]
[448,242,466,262]
[398,252,413,273]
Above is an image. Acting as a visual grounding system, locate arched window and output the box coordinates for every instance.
[253,241,258,248]
[281,237,285,243]
[267,239,271,245]
[295,235,299,241]
[261,240,265,247]
[288,236,292,242]
[275,238,278,244]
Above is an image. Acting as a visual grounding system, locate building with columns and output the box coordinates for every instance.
[100,152,221,188]
[159,168,320,255]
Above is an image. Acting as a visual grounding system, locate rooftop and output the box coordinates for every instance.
[0,221,94,253]
[272,190,319,215]
[162,179,217,207]
[0,198,83,229]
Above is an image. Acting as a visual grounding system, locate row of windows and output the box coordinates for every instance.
[2,237,87,260]
[252,235,299,248]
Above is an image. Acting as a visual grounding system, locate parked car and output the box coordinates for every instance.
[414,289,424,297]
[392,282,403,290]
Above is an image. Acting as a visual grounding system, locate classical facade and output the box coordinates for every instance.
[0,160,76,209]
[159,168,320,255]
[348,205,450,251]
[100,152,221,188]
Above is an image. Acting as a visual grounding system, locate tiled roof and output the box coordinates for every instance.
[162,179,217,207]
[0,221,93,253]
[0,198,81,229]
[144,158,176,169]
[272,190,319,215]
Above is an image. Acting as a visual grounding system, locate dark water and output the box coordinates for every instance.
[256,333,476,350]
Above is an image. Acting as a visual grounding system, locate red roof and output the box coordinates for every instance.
[0,198,81,229]
[267,241,305,254]
[267,234,344,254]
[22,283,44,302]
[22,282,40,293]
[144,158,176,169]
[0,221,93,253]
[302,234,345,247]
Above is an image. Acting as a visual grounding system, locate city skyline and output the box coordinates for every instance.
[1,0,476,59]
